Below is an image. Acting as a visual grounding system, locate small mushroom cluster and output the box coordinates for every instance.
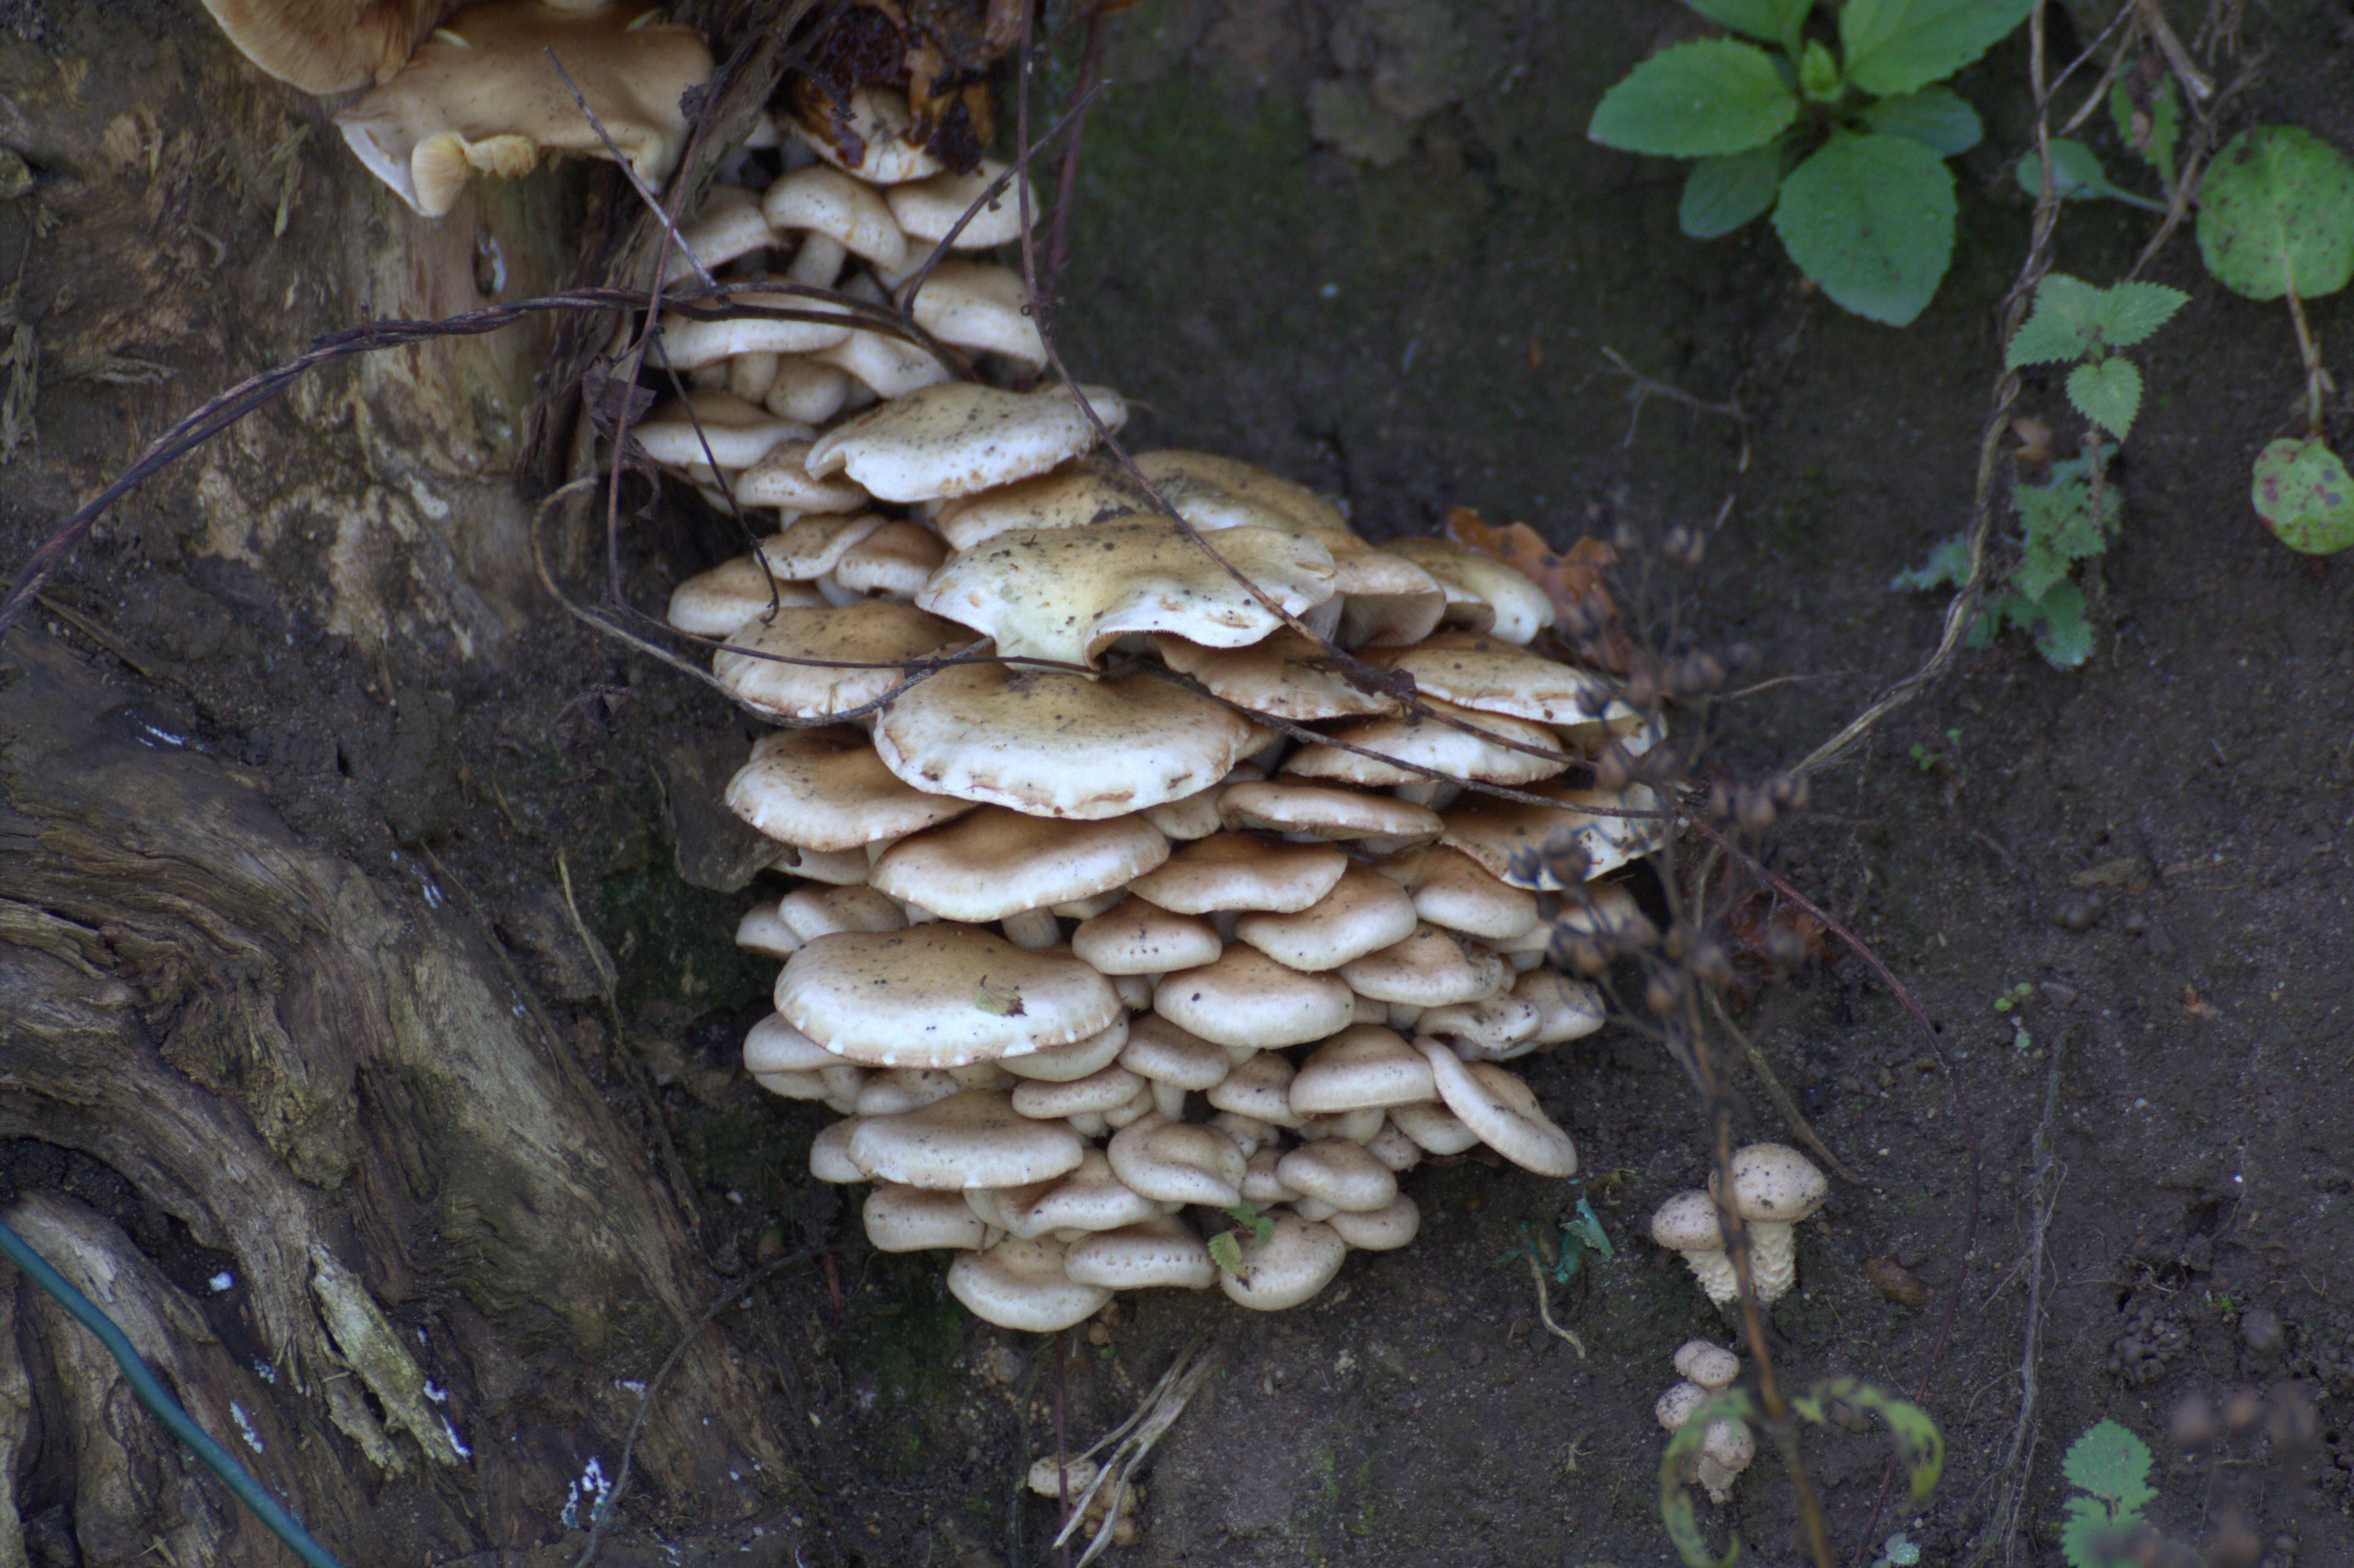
[626,120,1664,1332]
[1650,1144,1829,1308]
[1656,1339,1754,1504]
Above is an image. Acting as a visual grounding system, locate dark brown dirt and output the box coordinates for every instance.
[4,1,2353,1566]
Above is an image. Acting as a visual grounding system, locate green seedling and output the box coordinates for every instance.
[1992,980,2033,1047]
[2196,126,2354,554]
[1205,1204,1274,1274]
[2004,273,2187,442]
[2059,1419,2157,1568]
[1497,1199,1616,1284]
[1587,0,2031,325]
[1871,1533,1922,1568]
[1896,447,2119,668]
[2015,138,2168,213]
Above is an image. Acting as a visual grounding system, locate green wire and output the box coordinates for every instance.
[0,1215,350,1568]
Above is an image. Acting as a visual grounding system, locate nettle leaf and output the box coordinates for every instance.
[2197,126,2354,303]
[2059,1493,2137,1568]
[1206,1230,1244,1273]
[1773,129,1957,325]
[1682,142,1787,237]
[1686,0,1814,47]
[1892,531,1971,591]
[1861,87,1983,154]
[2063,1420,2157,1514]
[2092,281,2187,348]
[1840,0,2034,99]
[2251,437,2354,554]
[2067,359,2142,438]
[2005,273,2105,366]
[2023,582,2094,669]
[1589,40,1798,157]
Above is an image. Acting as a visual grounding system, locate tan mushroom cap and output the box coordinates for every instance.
[932,458,1148,551]
[761,163,910,271]
[1217,781,1442,846]
[1106,1114,1248,1207]
[742,1013,835,1074]
[1277,1139,1398,1213]
[662,183,774,283]
[917,519,1337,669]
[1387,1098,1481,1155]
[1416,1039,1578,1176]
[870,808,1170,923]
[760,515,887,577]
[947,1235,1110,1331]
[863,1183,991,1252]
[726,728,977,852]
[848,1090,1086,1189]
[667,553,827,637]
[776,884,906,941]
[1514,968,1606,1045]
[1338,924,1508,1006]
[1154,948,1358,1049]
[1072,898,1222,976]
[1649,1190,1739,1305]
[995,1018,1131,1083]
[1138,777,1231,842]
[856,1068,965,1117]
[877,664,1258,820]
[1218,1210,1349,1311]
[886,159,1037,247]
[1010,1063,1146,1121]
[1383,845,1541,941]
[1282,699,1569,788]
[1724,1144,1830,1224]
[789,86,946,185]
[1129,450,1356,544]
[1204,1050,1304,1128]
[831,519,949,599]
[1063,1215,1217,1291]
[1675,1341,1743,1389]
[1116,1014,1234,1091]
[806,382,1128,504]
[1440,782,1665,889]
[333,1,713,217]
[1379,539,1556,644]
[1153,630,1404,722]
[654,289,856,369]
[905,261,1045,370]
[777,929,1120,1068]
[737,445,872,513]
[1127,833,1349,915]
[1010,1149,1162,1238]
[1288,1025,1436,1114]
[1656,1381,1708,1432]
[200,0,440,94]
[633,390,807,469]
[715,601,967,722]
[809,1118,866,1182]
[1233,863,1420,972]
[1416,993,1542,1059]
[1371,633,1627,727]
[1325,1192,1420,1251]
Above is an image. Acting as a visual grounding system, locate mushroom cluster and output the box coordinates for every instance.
[1650,1143,1829,1308]
[1656,1339,1754,1504]
[622,99,1664,1331]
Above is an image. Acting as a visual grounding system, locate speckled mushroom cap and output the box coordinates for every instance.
[1370,633,1628,728]
[1439,782,1664,890]
[946,1235,1110,1331]
[805,381,1128,502]
[714,601,968,721]
[848,1091,1086,1189]
[885,159,1037,248]
[1126,833,1348,915]
[1218,1210,1349,1311]
[1072,897,1223,975]
[726,727,977,852]
[1649,1190,1737,1305]
[916,519,1338,668]
[1674,1341,1742,1390]
[869,807,1171,923]
[1379,538,1557,643]
[1153,948,1358,1049]
[777,929,1120,1068]
[1722,1144,1830,1223]
[876,664,1259,820]
[1417,1039,1578,1176]
[1288,1025,1437,1114]
[736,444,874,513]
[1282,700,1569,788]
[1656,1381,1708,1432]
[932,458,1148,550]
[1153,630,1403,721]
[1232,863,1420,972]
[1063,1215,1218,1291]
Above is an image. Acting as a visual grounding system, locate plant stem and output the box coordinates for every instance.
[2283,286,2325,437]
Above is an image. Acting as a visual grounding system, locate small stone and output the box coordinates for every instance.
[2039,981,2078,1007]
[2241,1304,2283,1356]
[2052,899,2095,933]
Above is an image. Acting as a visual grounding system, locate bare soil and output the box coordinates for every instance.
[4,1,2353,1566]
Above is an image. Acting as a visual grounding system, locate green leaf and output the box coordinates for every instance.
[1860,87,1983,154]
[2013,138,2163,211]
[2063,1420,2156,1511]
[2251,436,2354,553]
[1772,129,1957,325]
[2197,126,2354,303]
[1681,143,1787,237]
[1839,0,2033,98]
[2107,75,2180,186]
[1892,531,1970,591]
[1686,0,1814,47]
[2004,273,2105,366]
[2024,583,2094,668]
[1589,41,1798,157]
[1206,1230,1244,1273]
[1798,39,1843,102]
[2091,281,2187,348]
[2067,359,2142,438]
[2060,1494,2136,1568]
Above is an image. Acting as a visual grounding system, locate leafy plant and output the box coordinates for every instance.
[2059,1419,2157,1568]
[2003,273,2187,441]
[2196,125,2354,554]
[1497,1198,1615,1283]
[1587,0,2032,325]
[1871,1533,1922,1568]
[1896,447,2119,668]
[1205,1204,1274,1273]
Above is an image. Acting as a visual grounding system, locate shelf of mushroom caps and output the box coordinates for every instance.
[628,102,1664,1332]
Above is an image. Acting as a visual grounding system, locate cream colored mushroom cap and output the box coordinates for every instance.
[761,163,910,271]
[863,1183,991,1252]
[1416,1039,1577,1176]
[1153,630,1404,722]
[1010,1063,1146,1121]
[1514,968,1606,1045]
[870,808,1170,923]
[725,727,976,853]
[1649,1189,1727,1252]
[1063,1215,1217,1291]
[1276,1139,1398,1213]
[916,519,1336,669]
[1388,1098,1481,1156]
[876,664,1257,820]
[1384,845,1541,941]
[662,183,775,282]
[1282,699,1569,789]
[200,0,439,94]
[947,1235,1110,1331]
[1218,1211,1349,1311]
[1072,897,1222,976]
[904,261,1045,370]
[1416,994,1543,1059]
[1325,1192,1420,1251]
[1126,833,1349,915]
[932,458,1148,551]
[886,159,1037,247]
[654,289,856,369]
[736,443,872,513]
[1674,1340,1742,1389]
[1656,1381,1708,1432]
[1439,781,1665,890]
[848,1090,1086,1189]
[808,1118,866,1182]
[832,518,949,599]
[1205,1050,1304,1129]
[666,554,826,637]
[1233,863,1420,972]
[1372,633,1626,727]
[1288,1025,1436,1114]
[1154,948,1358,1049]
[1010,1149,1161,1238]
[1379,538,1556,644]
[1116,1014,1234,1091]
[1106,1114,1248,1208]
[805,382,1127,504]
[995,1019,1131,1083]
[714,601,967,722]
[1338,924,1508,1006]
[1218,781,1440,847]
[777,929,1120,1068]
[632,389,807,469]
[1725,1144,1830,1223]
[1128,450,1357,545]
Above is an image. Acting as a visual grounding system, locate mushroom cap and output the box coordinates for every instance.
[1655,1381,1708,1432]
[1063,1215,1217,1291]
[1416,1039,1578,1176]
[656,290,856,370]
[736,445,872,513]
[1009,1063,1147,1120]
[734,904,802,961]
[713,601,967,722]
[1282,699,1569,788]
[776,929,1121,1068]
[662,183,775,283]
[904,261,1046,370]
[1724,1143,1830,1224]
[916,519,1337,669]
[1287,1025,1434,1115]
[1513,968,1606,1045]
[1674,1340,1742,1390]
[1116,1015,1234,1091]
[633,389,807,469]
[947,1236,1110,1331]
[775,884,906,941]
[932,456,1148,551]
[759,515,887,577]
[1415,993,1543,1058]
[1387,1098,1481,1156]
[1371,634,1629,728]
[1010,1149,1162,1238]
[1153,630,1404,721]
[1649,1190,1727,1252]
[1218,781,1442,847]
[1072,897,1223,976]
[808,1118,866,1182]
[848,1090,1086,1189]
[1218,1211,1348,1311]
[761,163,910,271]
[805,382,1127,504]
[1126,833,1349,916]
[816,323,955,400]
[1325,1192,1420,1251]
[742,1013,835,1074]
[886,160,1037,247]
[1276,1139,1399,1213]
[831,518,950,599]
[870,807,1171,923]
[1384,845,1541,940]
[334,1,712,217]
[1378,538,1556,643]
[1337,924,1508,1006]
[1106,1114,1248,1207]
[856,1068,966,1117]
[200,0,440,94]
[1232,863,1420,972]
[1204,1050,1304,1128]
[788,86,945,185]
[1129,450,1357,546]
[667,553,827,637]
[1440,782,1666,891]
[876,665,1258,821]
[995,1019,1132,1083]
[1153,948,1358,1049]
[726,728,977,852]
[862,1183,991,1251]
